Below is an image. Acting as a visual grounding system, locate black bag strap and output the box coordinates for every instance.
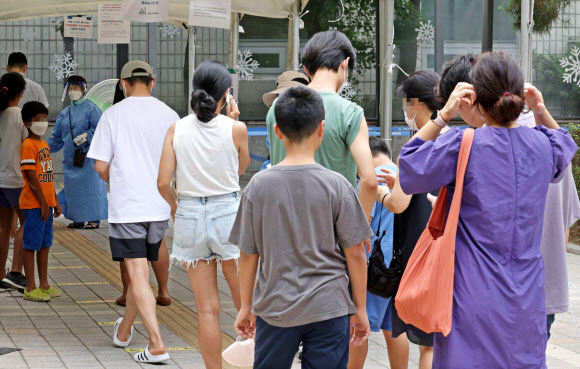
[68,106,82,149]
[375,190,401,255]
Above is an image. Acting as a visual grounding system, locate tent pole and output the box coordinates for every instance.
[229,12,240,68]
[378,0,394,149]
[520,0,532,82]
[286,0,300,70]
[188,26,196,114]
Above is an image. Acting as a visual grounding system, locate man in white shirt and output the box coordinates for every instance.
[88,61,179,364]
[6,53,49,108]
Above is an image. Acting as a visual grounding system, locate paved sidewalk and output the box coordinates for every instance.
[1,219,580,368]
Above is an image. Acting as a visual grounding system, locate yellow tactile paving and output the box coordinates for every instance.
[53,222,238,369]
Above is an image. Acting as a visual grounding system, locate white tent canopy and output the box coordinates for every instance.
[0,0,306,23]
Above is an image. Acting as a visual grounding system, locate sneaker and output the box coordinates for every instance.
[23,288,51,302]
[2,271,26,291]
[39,286,61,297]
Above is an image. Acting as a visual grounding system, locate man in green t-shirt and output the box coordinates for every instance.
[266,31,378,223]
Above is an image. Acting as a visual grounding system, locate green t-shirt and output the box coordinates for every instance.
[266,91,364,188]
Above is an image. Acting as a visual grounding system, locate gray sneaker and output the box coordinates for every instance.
[2,271,26,291]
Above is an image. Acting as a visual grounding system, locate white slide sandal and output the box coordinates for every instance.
[134,345,170,363]
[113,317,134,348]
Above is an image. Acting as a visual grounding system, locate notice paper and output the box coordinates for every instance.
[64,16,93,38]
[98,4,131,44]
[188,0,231,29]
[121,0,169,22]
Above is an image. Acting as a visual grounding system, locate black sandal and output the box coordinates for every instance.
[68,222,85,229]
[85,223,100,229]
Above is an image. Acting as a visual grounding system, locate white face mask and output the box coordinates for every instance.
[30,121,48,136]
[337,60,349,95]
[404,111,418,131]
[68,90,83,101]
[222,338,255,367]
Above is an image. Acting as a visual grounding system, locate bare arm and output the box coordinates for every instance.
[524,84,559,129]
[344,243,370,346]
[94,160,110,182]
[235,252,259,339]
[23,170,49,221]
[349,117,378,222]
[377,169,412,214]
[233,121,251,175]
[158,123,178,220]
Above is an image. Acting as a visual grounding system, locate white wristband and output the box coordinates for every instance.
[433,110,449,128]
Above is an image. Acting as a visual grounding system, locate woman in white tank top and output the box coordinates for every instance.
[157,60,250,369]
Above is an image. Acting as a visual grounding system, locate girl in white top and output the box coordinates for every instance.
[0,72,27,287]
[158,60,250,369]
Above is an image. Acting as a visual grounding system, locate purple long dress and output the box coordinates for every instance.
[398,125,577,369]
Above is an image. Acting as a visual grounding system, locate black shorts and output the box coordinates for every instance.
[109,220,168,262]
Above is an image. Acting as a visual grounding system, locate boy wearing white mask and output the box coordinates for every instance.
[19,101,62,302]
[266,31,377,225]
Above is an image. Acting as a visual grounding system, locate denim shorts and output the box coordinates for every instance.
[171,193,240,267]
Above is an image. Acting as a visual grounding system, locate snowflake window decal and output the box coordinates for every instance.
[236,50,260,81]
[161,24,181,39]
[49,53,79,80]
[339,82,356,100]
[560,46,580,87]
[22,29,35,42]
[416,20,434,44]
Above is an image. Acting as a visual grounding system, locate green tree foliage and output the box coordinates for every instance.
[500,0,572,34]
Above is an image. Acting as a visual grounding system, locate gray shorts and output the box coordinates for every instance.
[109,220,169,262]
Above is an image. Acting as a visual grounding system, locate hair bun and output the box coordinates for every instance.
[491,92,525,124]
[191,89,218,123]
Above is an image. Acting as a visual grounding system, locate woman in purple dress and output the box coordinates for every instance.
[397,52,577,368]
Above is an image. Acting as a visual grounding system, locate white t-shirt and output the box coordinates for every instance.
[87,96,179,223]
[0,107,27,188]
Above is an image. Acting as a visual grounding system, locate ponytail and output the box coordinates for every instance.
[0,72,26,113]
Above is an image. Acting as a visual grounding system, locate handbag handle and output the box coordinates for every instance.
[427,128,474,238]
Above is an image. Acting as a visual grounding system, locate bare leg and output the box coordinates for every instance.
[10,208,25,273]
[123,258,166,355]
[383,330,409,369]
[37,247,50,290]
[186,260,222,369]
[117,282,139,342]
[419,345,433,369]
[120,261,129,297]
[0,207,14,280]
[23,249,36,292]
[151,239,170,298]
[347,339,368,369]
[221,259,240,311]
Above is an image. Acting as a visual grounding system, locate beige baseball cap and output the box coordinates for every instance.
[120,60,156,80]
[262,70,310,107]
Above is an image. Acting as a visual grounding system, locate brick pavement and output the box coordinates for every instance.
[1,218,580,368]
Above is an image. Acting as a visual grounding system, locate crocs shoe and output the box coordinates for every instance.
[113,317,134,348]
[23,288,51,302]
[40,287,61,297]
[134,345,170,363]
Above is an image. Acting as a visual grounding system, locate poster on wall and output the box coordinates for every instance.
[121,0,169,22]
[188,0,231,29]
[98,4,131,44]
[64,16,93,38]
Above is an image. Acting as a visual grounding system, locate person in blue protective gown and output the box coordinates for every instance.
[48,75,107,229]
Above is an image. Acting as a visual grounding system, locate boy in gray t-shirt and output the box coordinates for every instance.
[230,86,372,369]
